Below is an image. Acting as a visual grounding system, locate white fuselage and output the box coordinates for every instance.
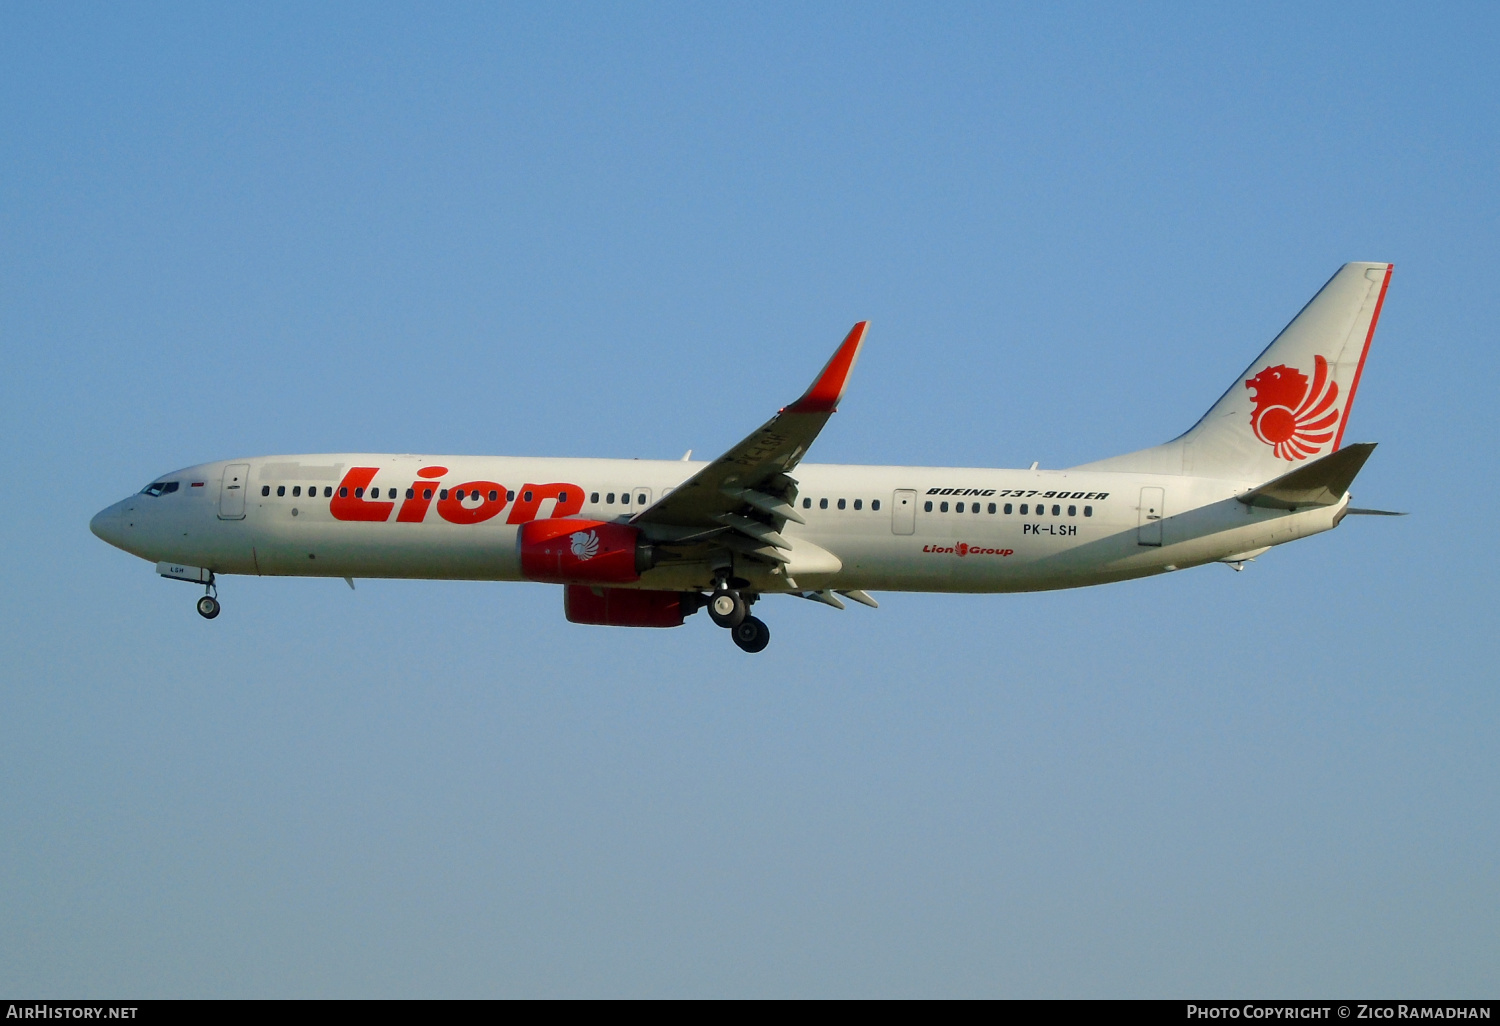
[90,454,1348,594]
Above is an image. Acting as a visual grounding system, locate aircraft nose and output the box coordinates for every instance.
[90,502,125,548]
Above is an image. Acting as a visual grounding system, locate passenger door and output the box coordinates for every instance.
[219,464,249,520]
[892,489,917,535]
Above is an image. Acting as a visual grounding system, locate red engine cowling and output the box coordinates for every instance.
[564,586,685,628]
[519,518,652,584]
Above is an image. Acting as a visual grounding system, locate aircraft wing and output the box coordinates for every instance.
[630,322,867,564]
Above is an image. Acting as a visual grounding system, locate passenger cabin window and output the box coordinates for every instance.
[940,501,949,512]
[423,488,433,500]
[261,486,271,496]
[853,499,862,510]
[872,499,880,511]
[1068,505,1076,516]
[1004,503,1013,514]
[1019,504,1028,514]
[803,498,812,508]
[955,502,964,513]
[591,492,600,503]
[489,490,499,502]
[292,486,301,497]
[988,503,997,514]
[324,487,332,498]
[439,489,448,500]
[278,486,286,497]
[1084,506,1093,517]
[1052,504,1060,516]
[819,498,828,509]
[837,498,846,510]
[637,493,646,505]
[607,493,616,504]
[924,501,933,512]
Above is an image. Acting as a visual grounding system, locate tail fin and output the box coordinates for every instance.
[1074,262,1393,481]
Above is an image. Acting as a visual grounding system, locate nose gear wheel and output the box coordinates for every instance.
[195,574,220,619]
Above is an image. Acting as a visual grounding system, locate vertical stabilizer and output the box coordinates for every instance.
[1074,263,1392,481]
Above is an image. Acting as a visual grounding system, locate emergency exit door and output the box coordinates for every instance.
[1137,486,1164,546]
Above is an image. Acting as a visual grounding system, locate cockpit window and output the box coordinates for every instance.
[140,481,179,497]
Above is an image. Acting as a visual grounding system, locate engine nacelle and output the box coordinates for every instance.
[519,518,654,584]
[564,586,689,628]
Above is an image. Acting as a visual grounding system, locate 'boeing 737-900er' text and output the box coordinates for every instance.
[91,263,1402,652]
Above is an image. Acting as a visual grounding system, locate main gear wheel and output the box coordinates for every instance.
[731,616,770,653]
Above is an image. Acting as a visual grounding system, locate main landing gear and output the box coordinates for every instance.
[706,583,770,653]
[196,577,220,619]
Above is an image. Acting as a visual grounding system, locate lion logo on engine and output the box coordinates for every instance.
[570,530,600,561]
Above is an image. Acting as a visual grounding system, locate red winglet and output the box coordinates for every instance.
[785,321,868,414]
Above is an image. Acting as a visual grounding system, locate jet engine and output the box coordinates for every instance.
[518,518,656,584]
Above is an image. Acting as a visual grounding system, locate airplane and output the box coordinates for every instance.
[91,262,1400,653]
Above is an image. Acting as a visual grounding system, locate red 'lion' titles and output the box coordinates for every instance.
[331,468,581,526]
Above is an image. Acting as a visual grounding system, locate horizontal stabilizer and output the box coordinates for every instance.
[1345,507,1407,516]
[1238,442,1376,510]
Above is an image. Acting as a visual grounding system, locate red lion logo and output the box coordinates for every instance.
[1245,355,1341,460]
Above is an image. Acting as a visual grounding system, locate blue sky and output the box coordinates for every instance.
[2,3,1496,997]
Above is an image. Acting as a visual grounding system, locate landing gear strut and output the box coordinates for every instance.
[196,576,220,619]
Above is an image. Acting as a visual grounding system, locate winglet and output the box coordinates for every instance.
[784,322,868,414]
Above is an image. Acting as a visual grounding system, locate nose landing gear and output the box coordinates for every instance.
[196,576,220,619]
